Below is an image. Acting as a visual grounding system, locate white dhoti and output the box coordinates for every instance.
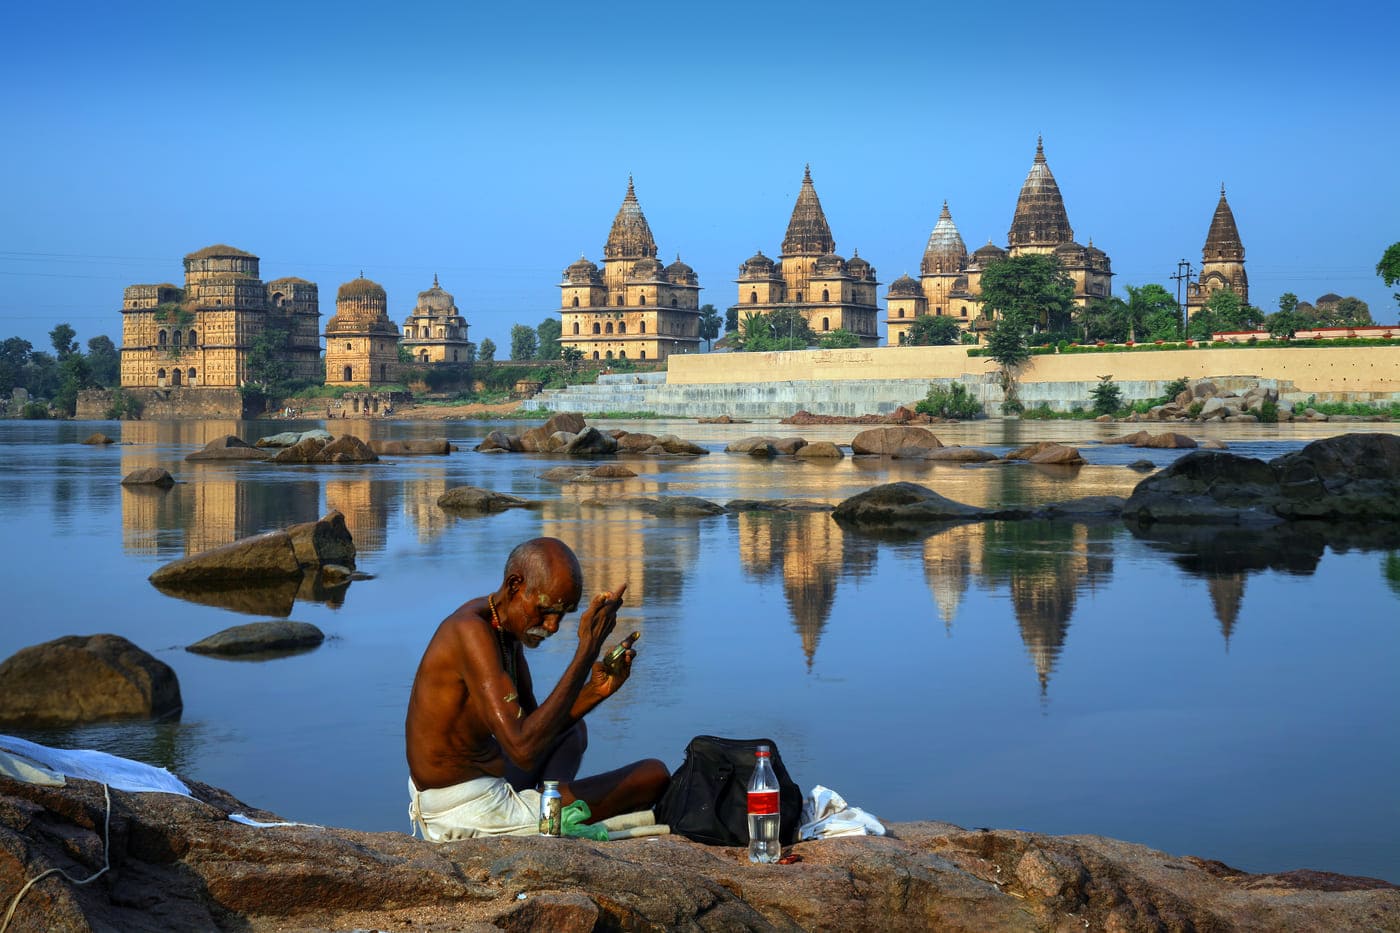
[408,776,542,841]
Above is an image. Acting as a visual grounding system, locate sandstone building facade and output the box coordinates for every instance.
[1186,184,1248,318]
[119,245,320,389]
[886,139,1113,343]
[558,178,703,362]
[325,276,401,386]
[734,166,880,347]
[400,276,471,364]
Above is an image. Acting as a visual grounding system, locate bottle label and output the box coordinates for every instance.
[748,790,779,816]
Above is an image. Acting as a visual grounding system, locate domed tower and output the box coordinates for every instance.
[884,273,927,344]
[1008,137,1074,255]
[558,177,702,363]
[733,166,880,346]
[325,276,400,386]
[916,200,978,330]
[265,277,321,383]
[1186,184,1248,318]
[400,275,471,366]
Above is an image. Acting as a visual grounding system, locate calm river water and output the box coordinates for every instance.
[2,417,1397,881]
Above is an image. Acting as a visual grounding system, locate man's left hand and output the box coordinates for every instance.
[588,649,634,700]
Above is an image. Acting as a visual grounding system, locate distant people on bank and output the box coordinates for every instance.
[405,537,668,840]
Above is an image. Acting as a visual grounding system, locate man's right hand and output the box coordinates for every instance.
[577,583,627,656]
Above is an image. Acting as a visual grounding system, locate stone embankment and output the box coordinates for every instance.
[1,774,1394,932]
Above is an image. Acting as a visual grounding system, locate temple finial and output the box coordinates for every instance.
[433,273,439,288]
[1221,181,1227,197]
[803,163,812,182]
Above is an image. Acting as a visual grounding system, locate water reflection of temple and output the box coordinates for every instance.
[1207,574,1245,647]
[401,469,451,543]
[324,475,397,556]
[921,521,1114,695]
[736,511,877,668]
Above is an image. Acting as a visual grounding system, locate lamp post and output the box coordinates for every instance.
[1172,259,1195,337]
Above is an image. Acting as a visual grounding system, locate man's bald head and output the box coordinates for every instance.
[504,537,583,607]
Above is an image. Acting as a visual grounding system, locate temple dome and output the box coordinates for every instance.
[565,256,601,284]
[627,257,666,282]
[922,201,968,275]
[972,241,1008,264]
[846,252,873,279]
[781,165,836,257]
[603,176,659,261]
[814,253,847,275]
[1008,137,1074,249]
[888,273,920,297]
[665,256,697,285]
[415,275,456,313]
[184,244,257,261]
[740,250,777,277]
[337,277,387,303]
[1204,184,1245,262]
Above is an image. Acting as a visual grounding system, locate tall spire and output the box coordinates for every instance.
[1009,137,1073,249]
[1203,184,1245,261]
[781,165,835,257]
[603,176,658,261]
[922,200,968,275]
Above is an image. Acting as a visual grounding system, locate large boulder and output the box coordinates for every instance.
[474,431,521,453]
[725,436,779,453]
[615,432,658,452]
[0,634,181,726]
[121,467,175,487]
[1027,444,1085,465]
[585,496,726,516]
[850,426,943,455]
[770,437,808,455]
[1139,432,1198,449]
[1005,441,1072,461]
[150,512,355,586]
[437,486,535,512]
[519,413,588,452]
[368,439,451,456]
[653,435,708,456]
[269,435,328,463]
[565,426,619,455]
[255,431,302,448]
[186,621,325,657]
[1125,434,1400,525]
[185,435,270,461]
[795,441,844,459]
[80,432,114,445]
[833,482,989,530]
[315,435,378,463]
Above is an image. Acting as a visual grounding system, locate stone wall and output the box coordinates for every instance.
[76,388,253,420]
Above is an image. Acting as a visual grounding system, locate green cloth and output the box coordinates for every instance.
[560,800,609,841]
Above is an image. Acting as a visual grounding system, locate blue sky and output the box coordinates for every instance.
[2,0,1396,354]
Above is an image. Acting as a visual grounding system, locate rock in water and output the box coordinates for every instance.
[121,467,175,487]
[833,482,986,530]
[1123,451,1286,525]
[368,439,451,456]
[185,435,270,461]
[150,511,355,585]
[1270,432,1400,521]
[187,621,325,657]
[437,486,535,511]
[850,426,943,455]
[81,432,114,445]
[0,634,182,726]
[565,426,619,455]
[795,441,844,459]
[315,435,378,463]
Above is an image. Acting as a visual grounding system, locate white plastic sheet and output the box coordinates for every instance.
[798,784,886,840]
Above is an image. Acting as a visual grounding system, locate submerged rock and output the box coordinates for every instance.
[3,777,1392,933]
[80,432,114,445]
[923,446,1000,462]
[725,498,834,512]
[437,486,535,512]
[368,438,451,456]
[185,435,270,461]
[0,634,181,727]
[584,495,726,516]
[833,482,990,529]
[121,467,175,487]
[255,429,333,448]
[186,621,325,657]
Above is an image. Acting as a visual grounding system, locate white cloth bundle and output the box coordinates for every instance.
[0,734,190,796]
[798,785,886,840]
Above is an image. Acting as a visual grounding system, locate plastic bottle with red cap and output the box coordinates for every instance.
[747,744,781,863]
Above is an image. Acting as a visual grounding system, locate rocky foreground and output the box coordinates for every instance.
[1,776,1395,932]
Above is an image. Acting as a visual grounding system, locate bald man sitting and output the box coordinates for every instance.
[405,537,669,840]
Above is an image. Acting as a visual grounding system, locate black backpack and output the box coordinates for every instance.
[653,735,804,847]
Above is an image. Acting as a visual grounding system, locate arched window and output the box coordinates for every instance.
[592,322,601,334]
[898,308,905,318]
[172,330,182,347]
[452,350,458,361]
[619,350,627,359]
[572,296,579,307]
[960,306,968,317]
[640,350,646,360]
[618,322,626,334]
[187,368,196,384]
[616,295,624,306]
[158,330,167,346]
[420,350,429,362]
[171,368,182,386]
[936,307,943,316]
[188,329,197,345]
[573,322,580,334]
[671,297,677,307]
[750,291,758,304]
[346,342,352,350]
[639,294,646,305]
[822,289,829,302]
[640,321,646,333]
[379,363,387,381]
[822,317,830,331]
[795,291,803,302]
[592,351,600,360]
[272,292,285,307]
[156,368,166,384]
[343,365,353,382]
[605,350,613,360]
[605,322,614,334]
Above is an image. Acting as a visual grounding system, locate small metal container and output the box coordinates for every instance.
[539,781,563,836]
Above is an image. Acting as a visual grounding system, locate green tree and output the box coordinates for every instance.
[906,314,962,346]
[978,254,1075,333]
[53,353,90,416]
[560,345,583,375]
[1188,287,1259,339]
[985,317,1030,413]
[245,322,291,391]
[1378,243,1400,309]
[0,337,34,396]
[1328,296,1372,326]
[536,318,562,360]
[509,325,537,361]
[1278,292,1299,316]
[698,304,722,350]
[767,307,814,346]
[85,335,119,387]
[1126,284,1180,341]
[478,337,496,365]
[724,306,739,333]
[23,351,59,400]
[915,382,982,419]
[49,323,78,359]
[1089,375,1123,415]
[1266,310,1306,340]
[818,328,861,349]
[1080,296,1128,343]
